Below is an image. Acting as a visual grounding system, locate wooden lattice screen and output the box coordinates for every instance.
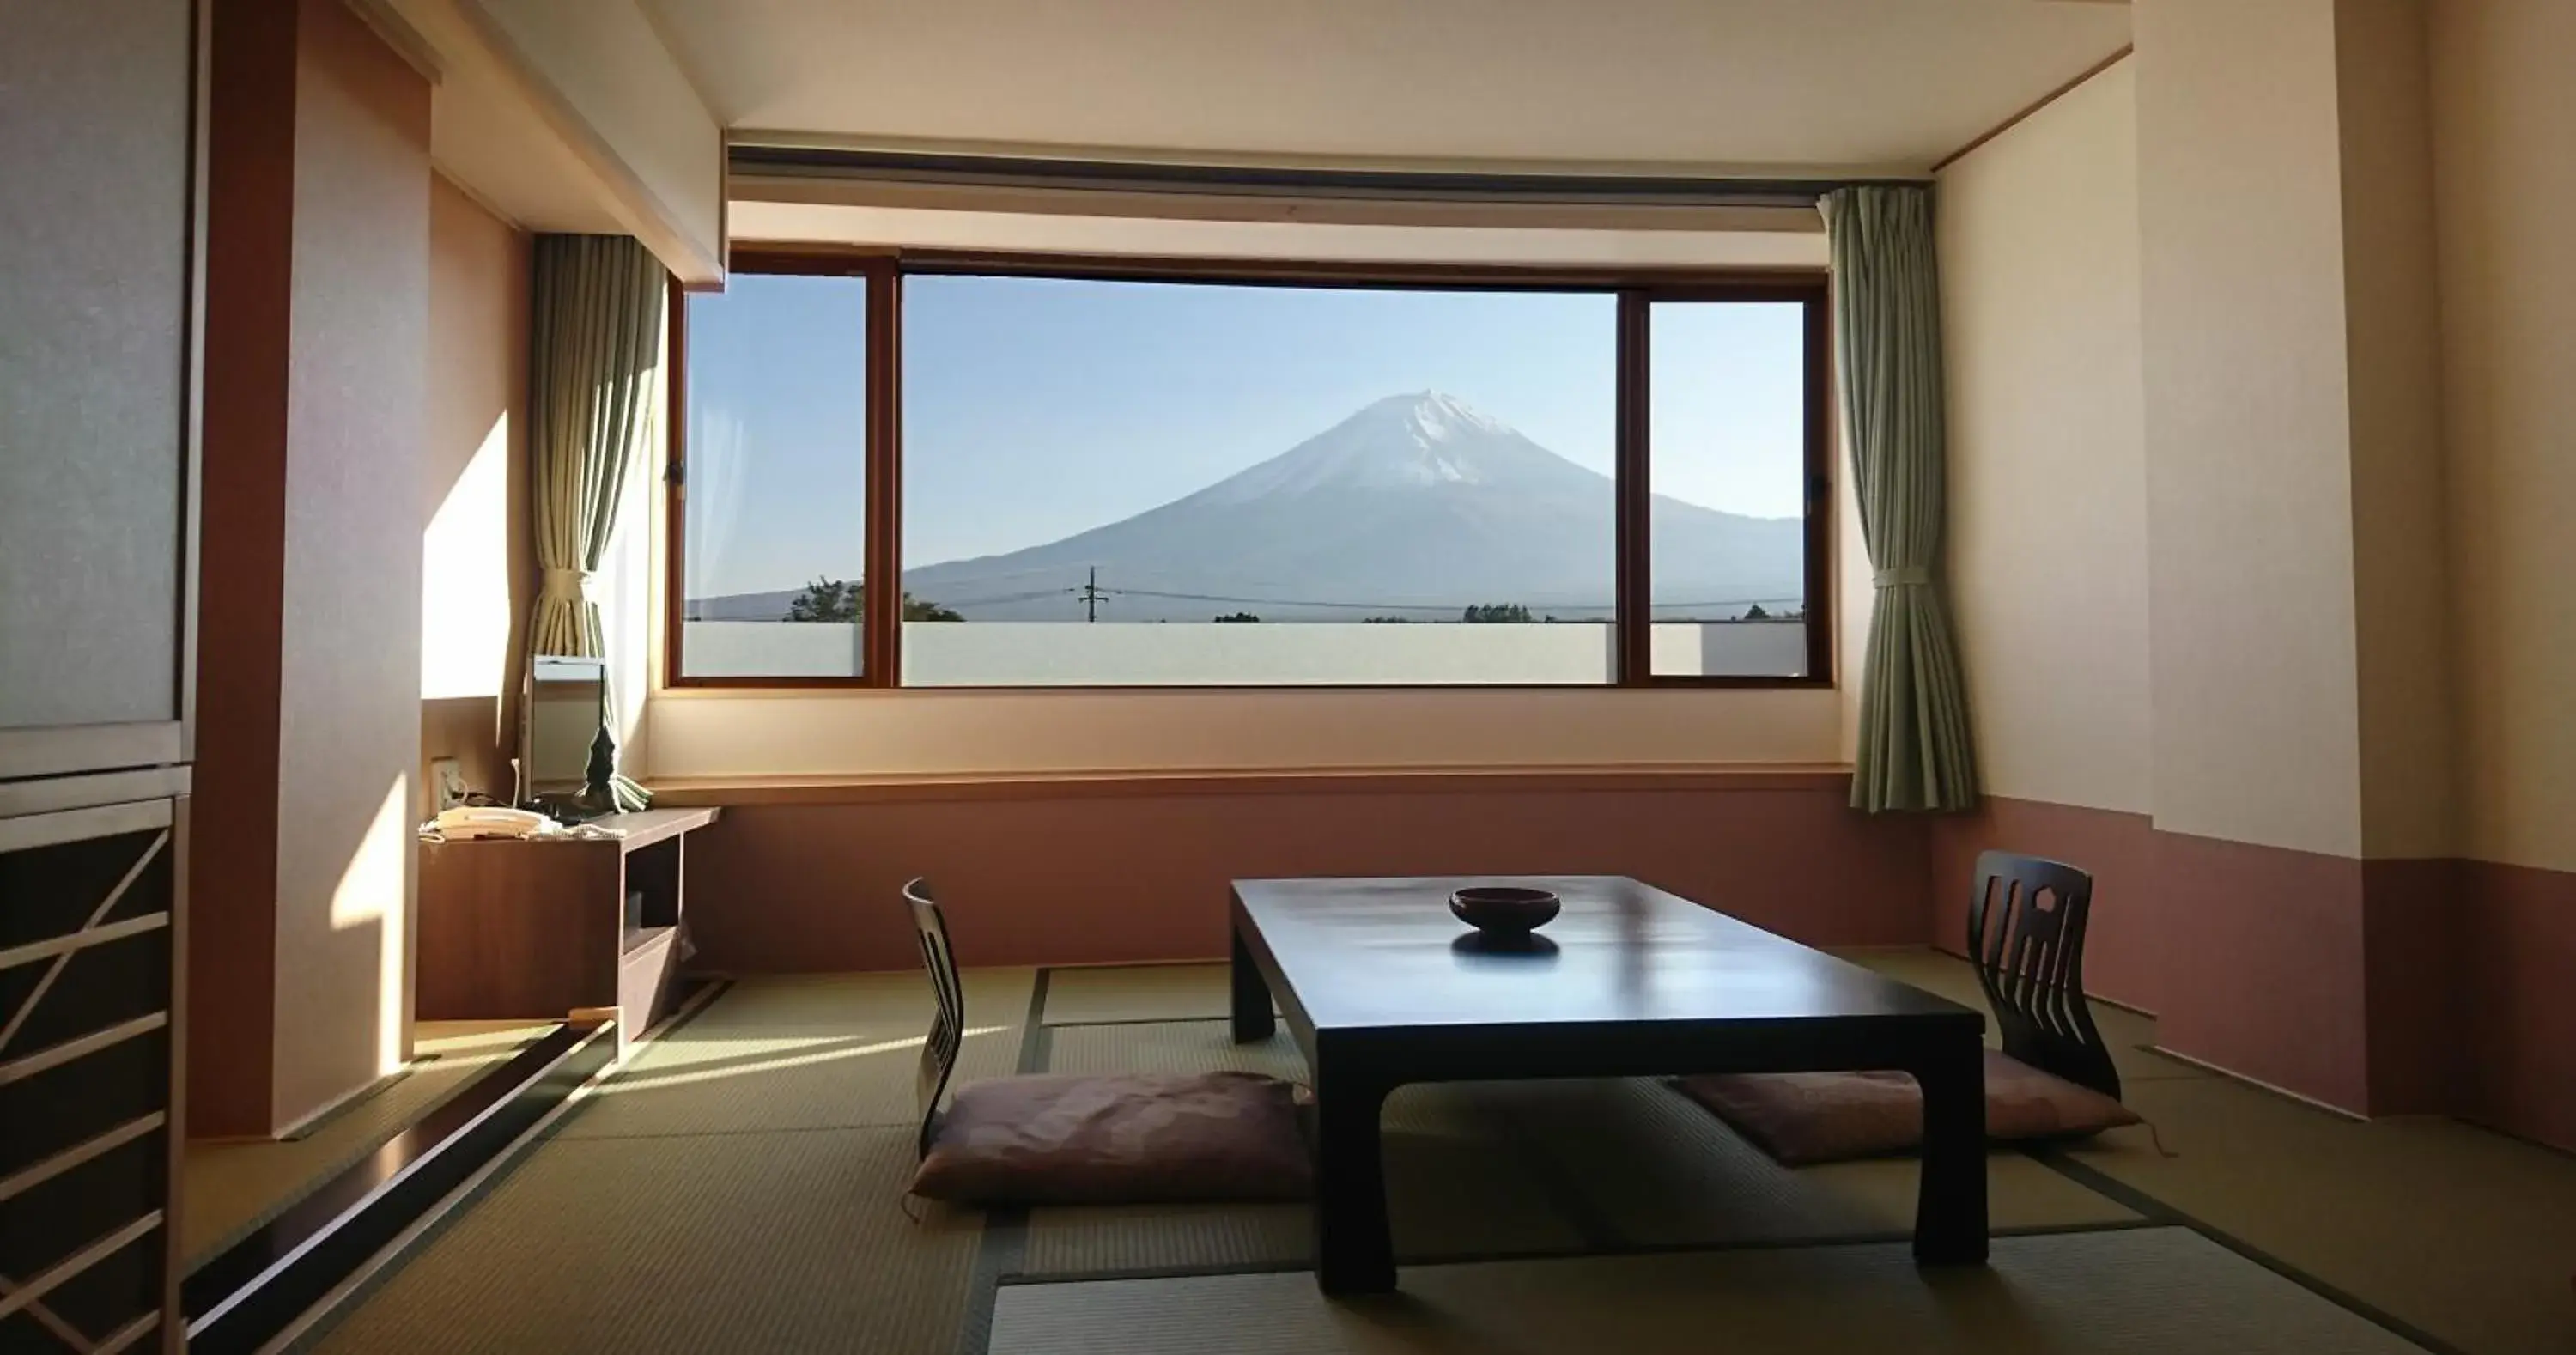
[0,799,179,1354]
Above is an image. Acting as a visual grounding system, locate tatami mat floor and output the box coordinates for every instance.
[993,1229,2429,1355]
[296,953,2576,1355]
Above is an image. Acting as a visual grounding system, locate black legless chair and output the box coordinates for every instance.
[904,877,966,1158]
[898,877,1314,1206]
[1967,851,2122,1100]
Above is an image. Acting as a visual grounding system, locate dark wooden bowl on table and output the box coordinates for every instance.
[1449,885,1562,935]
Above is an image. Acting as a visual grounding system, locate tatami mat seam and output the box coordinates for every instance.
[281,1059,434,1139]
[271,987,734,1352]
[641,974,731,1041]
[275,1125,577,1354]
[623,974,734,1048]
[2127,1041,2235,1081]
[957,968,1054,1355]
[1490,1097,1631,1251]
[1018,972,1055,1078]
[2029,1148,2461,1355]
[270,1052,627,1351]
[1001,1258,1315,1286]
[184,1059,483,1269]
[1041,1016,1250,1029]
[994,1215,2177,1290]
[534,1121,916,1145]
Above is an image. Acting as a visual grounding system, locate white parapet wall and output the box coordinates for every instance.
[683,619,868,678]
[677,620,1807,684]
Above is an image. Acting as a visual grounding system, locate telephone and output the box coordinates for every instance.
[433,805,559,840]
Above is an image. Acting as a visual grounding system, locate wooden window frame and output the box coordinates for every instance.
[1621,279,1836,688]
[664,249,899,690]
[664,248,1832,691]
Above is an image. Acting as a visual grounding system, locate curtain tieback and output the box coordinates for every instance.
[540,568,595,603]
[1873,566,1934,588]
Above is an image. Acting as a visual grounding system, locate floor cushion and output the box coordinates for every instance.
[911,1070,1313,1205]
[1674,1048,2142,1166]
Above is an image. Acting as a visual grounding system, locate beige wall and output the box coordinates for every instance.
[1944,15,2448,844]
[2129,0,2458,861]
[2432,0,2576,875]
[2337,0,2457,860]
[461,0,723,283]
[269,0,433,1129]
[1936,58,2151,816]
[422,174,532,805]
[648,686,1843,780]
[2134,0,2367,859]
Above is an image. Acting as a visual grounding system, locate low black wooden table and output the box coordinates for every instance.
[1229,875,1989,1294]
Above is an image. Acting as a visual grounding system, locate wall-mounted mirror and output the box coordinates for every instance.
[520,654,605,807]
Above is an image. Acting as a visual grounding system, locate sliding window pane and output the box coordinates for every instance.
[1646,301,1812,678]
[900,276,1617,686]
[677,274,869,679]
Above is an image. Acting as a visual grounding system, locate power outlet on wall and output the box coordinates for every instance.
[429,756,470,810]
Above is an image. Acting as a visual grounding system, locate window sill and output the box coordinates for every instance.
[649,680,1836,698]
[647,763,1856,806]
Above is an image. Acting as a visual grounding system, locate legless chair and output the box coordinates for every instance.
[901,878,1314,1206]
[1967,852,2121,1100]
[904,878,967,1158]
[1674,853,2140,1164]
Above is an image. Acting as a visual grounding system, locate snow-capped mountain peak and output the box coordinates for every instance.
[1180,392,1595,506]
[1384,390,1510,445]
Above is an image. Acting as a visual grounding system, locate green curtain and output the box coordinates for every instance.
[528,234,664,812]
[1824,186,1979,813]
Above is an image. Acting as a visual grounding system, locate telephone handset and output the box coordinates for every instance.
[433,805,559,840]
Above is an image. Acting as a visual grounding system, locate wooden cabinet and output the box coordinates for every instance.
[417,809,720,1055]
[0,781,188,1352]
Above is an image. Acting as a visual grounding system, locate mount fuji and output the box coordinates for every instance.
[890,392,1805,622]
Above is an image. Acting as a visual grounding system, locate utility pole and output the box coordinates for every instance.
[1078,566,1104,623]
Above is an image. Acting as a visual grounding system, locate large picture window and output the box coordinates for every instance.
[667,254,1828,689]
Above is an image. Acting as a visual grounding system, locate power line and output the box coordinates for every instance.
[933,586,1079,608]
[891,562,1100,591]
[1100,586,1801,614]
[913,569,1802,617]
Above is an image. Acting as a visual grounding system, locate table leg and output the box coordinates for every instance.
[1912,1034,1990,1265]
[1312,1066,1395,1294]
[1230,922,1275,1043]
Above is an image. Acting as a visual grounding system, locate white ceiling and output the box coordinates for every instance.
[645,0,2131,176]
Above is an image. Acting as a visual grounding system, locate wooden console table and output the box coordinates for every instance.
[417,807,719,1054]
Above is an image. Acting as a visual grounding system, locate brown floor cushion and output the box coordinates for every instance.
[1674,1048,2142,1166]
[911,1070,1313,1206]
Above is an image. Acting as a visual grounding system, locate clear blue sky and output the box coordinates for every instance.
[683,273,1804,599]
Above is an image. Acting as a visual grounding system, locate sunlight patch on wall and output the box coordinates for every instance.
[328,775,416,1074]
[422,413,512,699]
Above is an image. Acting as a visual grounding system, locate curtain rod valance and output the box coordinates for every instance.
[730,145,1922,210]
